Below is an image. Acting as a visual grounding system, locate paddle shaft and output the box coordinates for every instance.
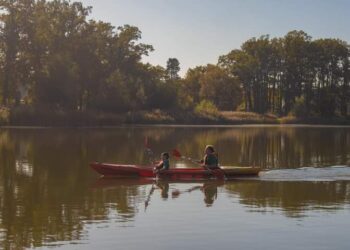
[172,186,202,196]
[144,184,156,211]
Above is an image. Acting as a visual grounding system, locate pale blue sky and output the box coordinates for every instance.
[80,0,350,75]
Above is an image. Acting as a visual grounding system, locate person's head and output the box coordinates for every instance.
[204,145,215,155]
[161,152,170,160]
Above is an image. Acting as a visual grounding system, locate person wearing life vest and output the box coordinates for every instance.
[154,152,170,173]
[201,145,219,170]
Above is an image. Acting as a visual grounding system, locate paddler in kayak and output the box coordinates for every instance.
[154,152,170,173]
[200,145,220,170]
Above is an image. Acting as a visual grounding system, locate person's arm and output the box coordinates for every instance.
[201,155,208,167]
[196,160,204,164]
[155,161,164,170]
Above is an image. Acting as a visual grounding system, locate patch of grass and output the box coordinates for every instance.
[194,100,221,120]
[221,111,279,124]
[278,115,299,124]
[143,109,175,123]
[126,109,175,124]
[279,115,350,125]
[2,105,348,127]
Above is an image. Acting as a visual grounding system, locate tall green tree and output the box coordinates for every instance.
[183,64,242,111]
[0,0,21,105]
[0,2,348,119]
[219,30,349,117]
[183,66,206,103]
[166,58,180,80]
[0,0,156,113]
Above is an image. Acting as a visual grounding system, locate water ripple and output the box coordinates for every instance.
[259,166,350,181]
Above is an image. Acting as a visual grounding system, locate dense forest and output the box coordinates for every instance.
[0,0,349,125]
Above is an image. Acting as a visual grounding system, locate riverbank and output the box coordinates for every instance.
[127,110,350,125]
[0,108,349,127]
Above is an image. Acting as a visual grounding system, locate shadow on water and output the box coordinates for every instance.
[0,126,349,248]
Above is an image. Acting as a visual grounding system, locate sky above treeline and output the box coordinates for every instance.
[80,0,350,75]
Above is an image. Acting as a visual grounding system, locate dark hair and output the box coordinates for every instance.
[205,145,215,153]
[161,152,170,159]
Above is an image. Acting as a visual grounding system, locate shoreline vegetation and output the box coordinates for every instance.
[1,108,348,127]
[0,1,349,127]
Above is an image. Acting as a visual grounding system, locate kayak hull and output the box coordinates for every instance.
[90,162,261,180]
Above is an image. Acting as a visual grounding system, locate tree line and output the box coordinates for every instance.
[219,32,349,117]
[0,0,349,119]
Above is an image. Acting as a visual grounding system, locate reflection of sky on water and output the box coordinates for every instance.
[0,126,349,249]
[2,176,350,249]
[36,180,350,250]
[15,160,33,177]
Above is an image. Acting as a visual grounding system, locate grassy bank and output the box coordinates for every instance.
[127,110,349,125]
[0,107,349,127]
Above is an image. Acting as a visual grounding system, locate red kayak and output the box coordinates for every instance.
[90,162,261,180]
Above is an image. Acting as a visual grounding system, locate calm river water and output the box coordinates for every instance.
[0,125,349,249]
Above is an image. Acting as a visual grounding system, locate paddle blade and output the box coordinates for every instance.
[172,149,182,158]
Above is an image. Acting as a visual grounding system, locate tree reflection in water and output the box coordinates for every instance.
[0,126,348,248]
[224,180,350,218]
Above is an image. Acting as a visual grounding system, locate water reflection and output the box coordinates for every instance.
[94,178,350,217]
[1,173,350,248]
[0,126,348,169]
[170,181,224,207]
[225,180,350,218]
[0,126,349,248]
